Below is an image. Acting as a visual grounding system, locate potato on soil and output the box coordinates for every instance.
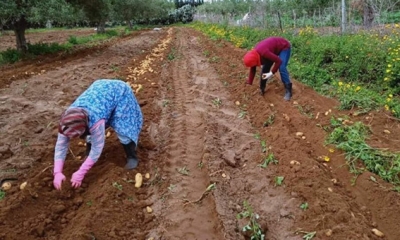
[372,228,384,237]
[20,181,28,190]
[146,206,153,213]
[135,173,143,188]
[1,182,12,191]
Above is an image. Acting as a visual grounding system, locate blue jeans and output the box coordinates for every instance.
[278,48,291,84]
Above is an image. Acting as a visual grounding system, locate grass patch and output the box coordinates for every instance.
[0,190,5,200]
[326,117,400,185]
[0,29,123,65]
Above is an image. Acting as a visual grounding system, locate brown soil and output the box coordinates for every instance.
[1,27,400,240]
[0,29,95,51]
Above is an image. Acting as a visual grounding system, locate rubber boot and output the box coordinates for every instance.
[122,141,139,170]
[85,135,91,156]
[85,143,91,156]
[284,83,292,101]
[260,79,267,96]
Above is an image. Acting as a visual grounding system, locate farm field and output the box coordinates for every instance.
[0,28,95,52]
[1,27,400,240]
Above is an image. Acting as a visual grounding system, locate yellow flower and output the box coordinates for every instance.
[338,81,343,86]
[346,84,351,88]
[385,105,390,111]
[389,94,393,98]
[384,77,389,81]
[329,148,335,153]
[346,56,349,59]
[386,69,391,73]
[387,98,392,102]
[323,156,330,162]
[388,64,392,68]
[355,86,361,91]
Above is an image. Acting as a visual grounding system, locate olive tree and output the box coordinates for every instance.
[0,0,75,51]
[68,0,113,33]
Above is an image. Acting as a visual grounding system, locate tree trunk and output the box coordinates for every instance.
[97,21,106,34]
[363,1,374,28]
[126,19,133,30]
[13,16,28,51]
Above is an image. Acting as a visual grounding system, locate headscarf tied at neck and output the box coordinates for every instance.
[58,108,88,138]
[243,49,261,67]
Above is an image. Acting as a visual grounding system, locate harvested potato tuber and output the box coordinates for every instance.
[1,182,12,191]
[135,173,143,188]
[146,206,153,213]
[20,181,28,190]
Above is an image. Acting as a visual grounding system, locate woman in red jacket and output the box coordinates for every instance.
[243,37,292,101]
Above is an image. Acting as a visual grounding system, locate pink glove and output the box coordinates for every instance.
[53,160,66,190]
[71,157,95,188]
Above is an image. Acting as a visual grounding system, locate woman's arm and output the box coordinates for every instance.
[87,119,106,162]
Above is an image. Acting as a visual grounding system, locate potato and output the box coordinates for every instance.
[135,173,143,188]
[145,173,150,179]
[20,181,28,190]
[290,160,300,165]
[325,229,333,236]
[1,182,12,191]
[295,132,304,137]
[372,228,384,237]
[146,206,153,213]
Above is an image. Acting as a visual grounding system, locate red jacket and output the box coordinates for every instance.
[248,37,291,84]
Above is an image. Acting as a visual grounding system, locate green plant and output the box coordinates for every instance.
[254,133,261,140]
[203,50,210,56]
[237,200,265,240]
[300,202,308,211]
[260,140,267,153]
[300,231,316,240]
[295,105,314,119]
[275,176,285,186]
[210,56,220,63]
[162,100,170,107]
[258,153,278,168]
[263,114,275,127]
[0,190,5,201]
[177,166,190,175]
[197,161,204,169]
[238,110,247,119]
[326,118,400,185]
[168,184,176,191]
[110,65,119,72]
[112,182,123,190]
[212,97,222,108]
[68,35,79,45]
[168,48,176,60]
[86,200,93,206]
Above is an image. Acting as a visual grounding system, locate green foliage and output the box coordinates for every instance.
[27,42,66,55]
[191,22,400,119]
[68,35,79,45]
[0,29,120,65]
[300,202,308,211]
[326,119,400,185]
[0,189,5,201]
[237,200,265,240]
[274,176,285,186]
[0,49,22,64]
[258,153,278,168]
